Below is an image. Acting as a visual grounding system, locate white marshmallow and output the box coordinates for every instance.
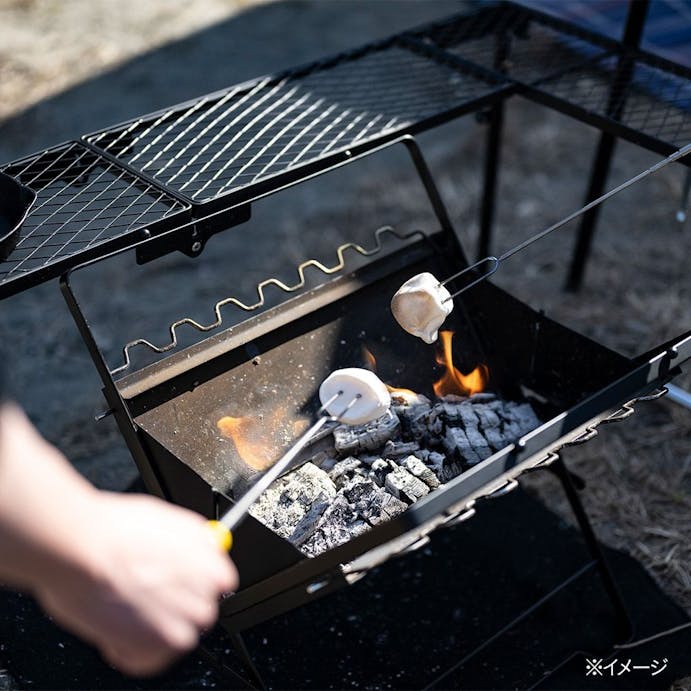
[390,272,453,343]
[319,368,390,425]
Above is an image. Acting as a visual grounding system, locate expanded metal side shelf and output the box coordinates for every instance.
[2,1,691,297]
[0,142,191,295]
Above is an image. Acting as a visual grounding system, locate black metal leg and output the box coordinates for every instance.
[564,132,617,292]
[550,455,633,641]
[477,101,504,261]
[197,639,260,690]
[230,632,267,690]
[564,0,650,292]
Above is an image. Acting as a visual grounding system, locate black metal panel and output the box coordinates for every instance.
[121,235,663,620]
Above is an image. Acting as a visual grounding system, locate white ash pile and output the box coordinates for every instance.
[249,392,540,557]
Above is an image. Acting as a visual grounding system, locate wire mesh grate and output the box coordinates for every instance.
[532,55,691,148]
[0,143,189,287]
[416,4,612,84]
[3,2,691,296]
[87,42,504,202]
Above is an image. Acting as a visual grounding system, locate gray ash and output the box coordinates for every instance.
[249,392,540,557]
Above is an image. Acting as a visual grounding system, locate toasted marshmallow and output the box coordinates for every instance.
[390,272,453,344]
[319,368,390,425]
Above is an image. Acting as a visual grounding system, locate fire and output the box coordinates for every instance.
[433,331,488,397]
[217,415,275,471]
[386,384,420,398]
[362,345,417,398]
[362,345,377,370]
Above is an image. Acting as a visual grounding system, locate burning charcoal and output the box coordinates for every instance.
[248,462,336,540]
[390,391,430,407]
[458,402,480,429]
[394,402,431,436]
[317,454,339,472]
[333,410,401,454]
[328,457,363,488]
[356,454,383,467]
[419,450,462,483]
[509,402,541,435]
[439,402,461,423]
[401,455,440,489]
[464,425,492,461]
[469,392,496,402]
[289,498,333,546]
[301,494,370,557]
[342,478,407,526]
[369,458,391,487]
[341,476,377,503]
[382,439,421,459]
[408,406,443,442]
[441,394,466,403]
[384,465,430,503]
[473,403,501,431]
[483,425,509,452]
[443,427,482,466]
[496,401,539,441]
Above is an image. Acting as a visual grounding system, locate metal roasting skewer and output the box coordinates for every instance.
[439,141,691,301]
[114,142,691,375]
[208,388,369,551]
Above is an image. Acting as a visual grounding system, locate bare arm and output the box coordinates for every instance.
[0,402,238,676]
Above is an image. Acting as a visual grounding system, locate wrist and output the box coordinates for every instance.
[23,484,106,596]
[0,403,106,593]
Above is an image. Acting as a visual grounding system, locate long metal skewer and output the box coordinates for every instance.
[211,391,361,542]
[439,141,691,301]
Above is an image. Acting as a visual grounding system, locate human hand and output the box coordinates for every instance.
[33,492,238,676]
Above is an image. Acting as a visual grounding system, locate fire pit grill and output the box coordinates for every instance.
[2,2,691,686]
[60,135,689,648]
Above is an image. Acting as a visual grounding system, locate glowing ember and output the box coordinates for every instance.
[433,331,488,397]
[217,416,275,470]
[386,384,420,398]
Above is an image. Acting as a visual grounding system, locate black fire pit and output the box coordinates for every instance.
[55,135,689,687]
[1,2,690,686]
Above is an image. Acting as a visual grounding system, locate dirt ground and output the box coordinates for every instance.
[0,0,689,687]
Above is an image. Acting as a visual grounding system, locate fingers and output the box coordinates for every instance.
[99,602,204,677]
[35,492,242,678]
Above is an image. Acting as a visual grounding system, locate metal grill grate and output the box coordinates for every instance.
[531,55,691,149]
[416,4,612,84]
[0,143,189,290]
[2,2,691,297]
[87,42,504,203]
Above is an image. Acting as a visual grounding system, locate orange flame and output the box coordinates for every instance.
[362,345,377,370]
[433,331,488,397]
[386,383,420,398]
[363,345,418,398]
[217,416,275,470]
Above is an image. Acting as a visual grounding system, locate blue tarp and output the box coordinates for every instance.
[520,0,691,68]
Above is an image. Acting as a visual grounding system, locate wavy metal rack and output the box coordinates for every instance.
[112,225,425,374]
[2,1,691,298]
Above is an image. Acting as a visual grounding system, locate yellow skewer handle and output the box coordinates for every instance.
[207,520,233,551]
